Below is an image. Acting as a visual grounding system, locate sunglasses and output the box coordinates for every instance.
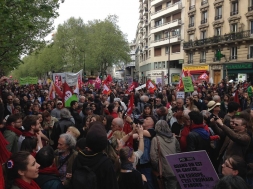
[234,123,242,127]
[57,103,62,105]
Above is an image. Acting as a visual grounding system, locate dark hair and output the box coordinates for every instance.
[104,115,113,132]
[6,114,22,125]
[119,146,133,163]
[107,103,115,114]
[70,100,77,108]
[36,146,54,169]
[76,138,86,151]
[213,175,249,189]
[20,137,38,153]
[189,111,203,124]
[42,110,50,118]
[227,102,240,113]
[227,155,247,178]
[22,115,38,131]
[6,151,30,188]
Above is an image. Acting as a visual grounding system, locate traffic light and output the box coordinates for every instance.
[83,72,86,77]
[99,73,103,79]
[215,49,225,61]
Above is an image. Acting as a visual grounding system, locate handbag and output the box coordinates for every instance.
[152,136,165,189]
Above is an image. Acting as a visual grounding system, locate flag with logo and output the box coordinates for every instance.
[95,76,101,89]
[103,74,113,85]
[63,82,78,107]
[198,73,209,81]
[146,79,156,91]
[126,83,135,94]
[127,94,134,116]
[102,83,111,95]
[177,71,185,91]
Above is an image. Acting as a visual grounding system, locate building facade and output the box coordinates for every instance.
[125,42,136,84]
[183,0,253,84]
[135,0,185,85]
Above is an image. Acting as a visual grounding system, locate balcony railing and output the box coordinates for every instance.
[151,1,182,16]
[201,0,208,6]
[200,59,206,63]
[214,15,222,20]
[151,19,181,29]
[229,55,237,60]
[201,19,207,24]
[247,54,253,59]
[188,60,193,64]
[249,6,253,11]
[183,30,251,49]
[188,23,194,27]
[189,5,195,10]
[230,10,238,16]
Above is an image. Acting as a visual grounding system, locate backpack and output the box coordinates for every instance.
[71,155,108,189]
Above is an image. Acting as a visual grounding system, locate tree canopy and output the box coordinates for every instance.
[12,15,131,78]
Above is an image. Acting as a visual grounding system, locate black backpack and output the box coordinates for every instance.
[71,155,108,189]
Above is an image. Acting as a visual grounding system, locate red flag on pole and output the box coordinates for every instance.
[102,84,111,95]
[177,70,185,91]
[146,79,156,91]
[126,83,135,94]
[104,74,113,85]
[127,94,134,116]
[62,82,73,107]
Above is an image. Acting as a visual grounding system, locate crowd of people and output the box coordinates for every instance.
[0,76,253,189]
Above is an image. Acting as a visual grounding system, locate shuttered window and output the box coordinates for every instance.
[154,48,162,56]
[172,12,181,20]
[172,44,180,53]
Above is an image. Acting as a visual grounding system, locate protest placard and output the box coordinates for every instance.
[166,151,219,189]
[182,77,194,92]
[177,91,185,99]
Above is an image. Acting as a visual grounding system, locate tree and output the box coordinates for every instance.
[85,15,131,72]
[0,0,61,71]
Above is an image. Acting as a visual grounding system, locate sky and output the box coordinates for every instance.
[52,0,139,42]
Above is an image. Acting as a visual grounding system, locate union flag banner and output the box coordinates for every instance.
[102,84,111,95]
[146,79,156,91]
[63,82,78,107]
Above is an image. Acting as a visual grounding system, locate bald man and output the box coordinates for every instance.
[107,118,124,139]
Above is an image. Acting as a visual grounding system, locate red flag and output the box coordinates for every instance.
[127,94,134,116]
[146,79,156,91]
[198,72,209,81]
[104,74,113,84]
[126,83,135,94]
[102,84,111,95]
[95,76,101,89]
[62,82,73,106]
[55,84,63,99]
[177,71,185,91]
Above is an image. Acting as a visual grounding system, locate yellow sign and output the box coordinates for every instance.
[183,65,209,71]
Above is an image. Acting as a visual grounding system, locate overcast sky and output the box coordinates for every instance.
[52,0,139,42]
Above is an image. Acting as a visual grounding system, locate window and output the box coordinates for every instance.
[231,47,237,60]
[158,62,161,68]
[215,6,222,20]
[188,53,193,63]
[189,16,194,27]
[190,0,195,9]
[201,11,207,24]
[172,44,180,53]
[165,46,170,54]
[200,51,206,63]
[249,46,253,59]
[215,27,221,36]
[155,34,161,41]
[155,5,162,12]
[154,62,158,69]
[173,12,181,20]
[162,62,166,68]
[172,29,180,36]
[201,30,206,39]
[231,1,238,16]
[251,21,253,34]
[154,48,161,56]
[155,20,162,27]
[167,1,171,7]
[231,24,237,32]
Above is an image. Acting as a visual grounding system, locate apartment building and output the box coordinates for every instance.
[183,0,253,84]
[135,0,185,85]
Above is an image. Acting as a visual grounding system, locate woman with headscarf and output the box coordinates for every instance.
[150,120,181,189]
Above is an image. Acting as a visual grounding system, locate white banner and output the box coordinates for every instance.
[52,69,83,86]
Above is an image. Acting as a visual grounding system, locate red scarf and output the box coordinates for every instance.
[6,126,23,137]
[22,131,36,138]
[39,166,59,175]
[15,178,40,189]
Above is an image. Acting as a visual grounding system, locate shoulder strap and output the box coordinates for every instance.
[156,136,163,177]
[57,150,73,170]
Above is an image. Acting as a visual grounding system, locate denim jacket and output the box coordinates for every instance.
[140,136,152,164]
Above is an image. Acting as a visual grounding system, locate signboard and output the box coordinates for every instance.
[172,73,180,83]
[65,70,83,86]
[238,73,247,82]
[225,63,252,70]
[156,78,162,84]
[19,77,38,85]
[183,65,209,71]
[166,151,219,189]
[177,91,185,99]
[182,77,194,92]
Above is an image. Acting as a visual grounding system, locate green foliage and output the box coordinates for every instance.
[0,0,60,72]
[12,15,131,78]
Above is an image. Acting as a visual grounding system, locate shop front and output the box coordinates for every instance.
[146,69,181,85]
[223,63,253,82]
[183,65,209,82]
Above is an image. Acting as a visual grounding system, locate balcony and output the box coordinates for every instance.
[151,2,182,20]
[200,59,206,63]
[150,35,181,48]
[247,54,253,59]
[201,19,207,24]
[249,6,253,11]
[125,62,135,68]
[214,15,222,20]
[151,0,164,7]
[151,19,182,34]
[188,23,194,27]
[143,9,148,16]
[183,30,252,49]
[188,60,193,64]
[229,56,237,60]
[230,10,238,16]
[189,5,195,10]
[201,1,208,6]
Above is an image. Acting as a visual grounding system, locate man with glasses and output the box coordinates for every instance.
[51,100,63,120]
[4,95,14,116]
[214,117,250,174]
